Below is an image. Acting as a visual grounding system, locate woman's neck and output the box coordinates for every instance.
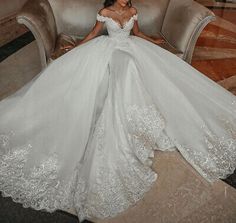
[113,2,126,11]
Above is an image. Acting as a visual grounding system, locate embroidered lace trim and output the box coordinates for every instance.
[173,117,236,183]
[0,141,79,212]
[96,13,138,28]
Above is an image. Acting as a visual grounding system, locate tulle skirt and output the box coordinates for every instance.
[0,35,236,221]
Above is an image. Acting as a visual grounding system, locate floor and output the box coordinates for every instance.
[0,195,80,223]
[0,1,236,223]
[193,0,236,83]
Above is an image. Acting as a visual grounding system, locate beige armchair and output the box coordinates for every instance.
[16,0,215,69]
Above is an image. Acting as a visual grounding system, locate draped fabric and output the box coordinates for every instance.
[0,12,236,221]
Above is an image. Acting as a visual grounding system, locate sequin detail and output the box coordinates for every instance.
[126,104,175,160]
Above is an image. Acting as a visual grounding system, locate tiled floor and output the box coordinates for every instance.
[192,4,236,83]
[0,1,236,223]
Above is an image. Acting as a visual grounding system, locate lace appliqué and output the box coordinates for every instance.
[96,13,106,23]
[0,133,80,212]
[74,106,158,220]
[96,13,138,40]
[174,117,236,183]
[126,104,166,140]
[126,104,175,165]
[96,13,138,24]
[133,14,138,21]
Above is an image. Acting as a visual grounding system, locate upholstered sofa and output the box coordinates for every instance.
[16,0,215,69]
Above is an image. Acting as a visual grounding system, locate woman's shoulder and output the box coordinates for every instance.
[130,7,138,15]
[98,8,110,17]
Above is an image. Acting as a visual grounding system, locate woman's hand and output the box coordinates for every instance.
[75,40,84,47]
[62,38,88,49]
[132,15,166,46]
[152,38,165,45]
[61,44,75,51]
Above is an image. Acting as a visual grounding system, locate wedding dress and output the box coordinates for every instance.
[0,12,236,221]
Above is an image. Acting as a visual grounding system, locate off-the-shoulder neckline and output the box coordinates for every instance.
[97,13,138,29]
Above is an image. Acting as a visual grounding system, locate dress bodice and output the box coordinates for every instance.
[96,13,138,40]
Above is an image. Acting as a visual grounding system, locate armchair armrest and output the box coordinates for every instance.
[16,0,57,68]
[161,0,216,63]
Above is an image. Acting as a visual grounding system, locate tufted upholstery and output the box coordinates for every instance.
[17,0,215,69]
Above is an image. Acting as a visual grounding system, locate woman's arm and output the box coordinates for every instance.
[76,8,110,46]
[77,20,104,46]
[131,8,165,45]
[133,27,165,45]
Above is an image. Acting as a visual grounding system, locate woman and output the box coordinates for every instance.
[0,0,235,221]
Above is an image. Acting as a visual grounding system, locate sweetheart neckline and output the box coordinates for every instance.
[97,14,137,29]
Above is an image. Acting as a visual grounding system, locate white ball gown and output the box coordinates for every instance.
[0,12,236,221]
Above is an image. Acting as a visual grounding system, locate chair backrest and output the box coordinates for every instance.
[48,0,170,36]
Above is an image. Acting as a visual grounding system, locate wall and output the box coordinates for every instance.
[0,0,28,46]
[0,0,28,19]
